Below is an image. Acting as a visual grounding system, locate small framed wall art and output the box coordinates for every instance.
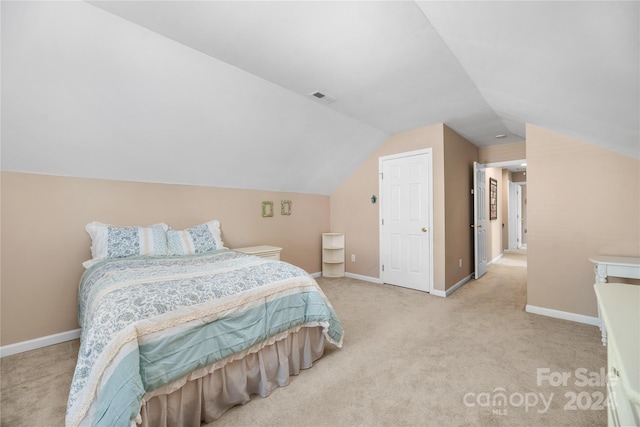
[261,201,274,217]
[281,200,292,215]
[489,178,498,220]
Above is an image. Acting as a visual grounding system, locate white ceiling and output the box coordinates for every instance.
[89,0,639,156]
[2,1,638,195]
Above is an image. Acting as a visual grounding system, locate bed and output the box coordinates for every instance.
[66,221,343,427]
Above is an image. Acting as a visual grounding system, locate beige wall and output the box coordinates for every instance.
[443,125,479,288]
[330,123,478,292]
[512,171,526,182]
[330,124,446,289]
[1,172,329,346]
[6,123,635,345]
[526,124,640,317]
[479,141,526,164]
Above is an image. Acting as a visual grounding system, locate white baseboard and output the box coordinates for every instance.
[1,328,81,358]
[525,305,599,326]
[431,273,473,297]
[315,272,381,283]
[314,272,380,282]
[488,253,503,266]
[345,272,382,284]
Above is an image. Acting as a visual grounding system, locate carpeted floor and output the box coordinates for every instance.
[495,248,528,268]
[1,251,607,426]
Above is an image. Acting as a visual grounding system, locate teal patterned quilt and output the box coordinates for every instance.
[66,249,343,427]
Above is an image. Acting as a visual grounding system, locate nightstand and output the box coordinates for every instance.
[234,245,282,261]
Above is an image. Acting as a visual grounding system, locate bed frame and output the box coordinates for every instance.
[137,326,326,426]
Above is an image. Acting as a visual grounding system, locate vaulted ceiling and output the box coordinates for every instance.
[2,1,638,194]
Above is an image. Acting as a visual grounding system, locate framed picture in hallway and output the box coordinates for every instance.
[489,178,497,220]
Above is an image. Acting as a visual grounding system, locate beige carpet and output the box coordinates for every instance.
[1,252,607,426]
[495,248,528,268]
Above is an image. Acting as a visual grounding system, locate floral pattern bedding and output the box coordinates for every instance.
[66,249,343,427]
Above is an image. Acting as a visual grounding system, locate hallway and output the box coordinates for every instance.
[495,247,527,268]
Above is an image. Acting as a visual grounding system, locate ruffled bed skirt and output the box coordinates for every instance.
[137,325,326,427]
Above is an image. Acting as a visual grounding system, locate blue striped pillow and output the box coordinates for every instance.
[83,222,169,268]
[167,220,224,255]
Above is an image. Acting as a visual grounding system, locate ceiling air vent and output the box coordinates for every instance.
[309,91,337,105]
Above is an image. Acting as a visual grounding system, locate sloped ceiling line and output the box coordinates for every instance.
[2,1,638,197]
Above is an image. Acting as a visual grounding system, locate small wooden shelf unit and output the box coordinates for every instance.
[322,233,345,277]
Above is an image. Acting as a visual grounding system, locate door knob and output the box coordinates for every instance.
[422,227,427,232]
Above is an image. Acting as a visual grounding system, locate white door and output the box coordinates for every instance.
[473,162,488,279]
[508,181,518,250]
[516,185,523,248]
[380,150,432,292]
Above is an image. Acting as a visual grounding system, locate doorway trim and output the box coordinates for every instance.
[473,159,527,270]
[378,148,434,293]
[473,162,489,279]
[489,159,527,251]
[508,181,519,250]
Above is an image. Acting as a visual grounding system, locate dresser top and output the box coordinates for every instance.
[588,255,640,267]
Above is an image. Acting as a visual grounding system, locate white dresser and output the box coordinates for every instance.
[589,256,640,345]
[234,245,282,261]
[594,283,640,427]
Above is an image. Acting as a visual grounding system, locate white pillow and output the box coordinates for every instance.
[83,222,169,268]
[167,220,224,256]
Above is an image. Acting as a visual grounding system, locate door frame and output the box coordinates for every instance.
[481,159,526,254]
[516,185,523,248]
[511,181,527,249]
[473,159,527,278]
[473,162,488,279]
[508,181,519,250]
[378,148,434,293]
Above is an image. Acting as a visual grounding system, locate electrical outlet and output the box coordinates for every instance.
[351,254,356,262]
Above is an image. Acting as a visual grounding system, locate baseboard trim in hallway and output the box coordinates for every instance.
[431,273,473,297]
[525,304,599,326]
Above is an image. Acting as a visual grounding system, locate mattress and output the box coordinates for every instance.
[66,249,343,426]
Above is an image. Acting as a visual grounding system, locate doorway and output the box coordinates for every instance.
[507,176,527,250]
[379,149,433,293]
[473,159,527,277]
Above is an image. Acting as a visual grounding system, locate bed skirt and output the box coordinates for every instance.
[137,325,326,427]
